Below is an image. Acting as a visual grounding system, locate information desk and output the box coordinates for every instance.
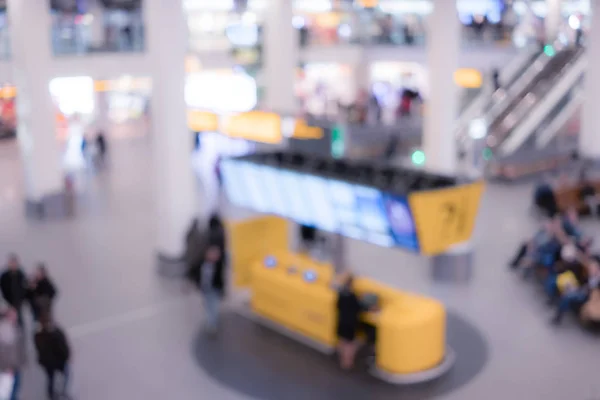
[249,250,446,377]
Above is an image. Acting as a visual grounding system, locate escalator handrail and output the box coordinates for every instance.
[490,48,583,144]
[535,87,583,149]
[499,54,587,155]
[482,50,552,125]
[454,46,539,136]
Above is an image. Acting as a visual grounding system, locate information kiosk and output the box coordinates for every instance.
[223,151,485,384]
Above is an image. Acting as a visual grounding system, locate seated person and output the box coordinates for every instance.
[561,208,593,250]
[552,259,599,325]
[335,273,362,370]
[544,244,578,301]
[510,220,561,271]
[533,176,558,218]
[579,179,599,216]
[580,288,600,324]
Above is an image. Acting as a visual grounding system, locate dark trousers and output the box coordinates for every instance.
[45,364,69,399]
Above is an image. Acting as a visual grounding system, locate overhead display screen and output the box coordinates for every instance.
[279,170,314,226]
[383,194,420,251]
[221,159,420,251]
[328,180,364,241]
[355,185,394,248]
[261,166,289,218]
[303,175,337,232]
[221,159,252,209]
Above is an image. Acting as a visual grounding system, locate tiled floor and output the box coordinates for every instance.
[0,137,598,400]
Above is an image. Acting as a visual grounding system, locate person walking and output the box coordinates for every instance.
[0,255,28,326]
[34,316,71,400]
[195,245,226,334]
[27,264,57,322]
[0,307,26,400]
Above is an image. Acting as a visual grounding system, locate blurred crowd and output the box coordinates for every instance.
[0,255,71,400]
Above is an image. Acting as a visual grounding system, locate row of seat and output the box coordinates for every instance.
[554,181,600,213]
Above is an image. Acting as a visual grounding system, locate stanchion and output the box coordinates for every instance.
[430,242,474,283]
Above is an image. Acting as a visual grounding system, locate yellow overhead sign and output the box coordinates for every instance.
[293,120,324,140]
[408,181,485,255]
[454,68,483,89]
[187,110,219,132]
[222,111,282,144]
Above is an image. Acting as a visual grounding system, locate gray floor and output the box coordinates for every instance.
[0,137,599,400]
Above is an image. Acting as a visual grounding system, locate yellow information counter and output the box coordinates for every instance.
[229,216,453,383]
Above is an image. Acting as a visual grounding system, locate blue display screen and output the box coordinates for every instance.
[382,194,420,251]
[303,175,337,232]
[220,159,420,251]
[221,159,252,209]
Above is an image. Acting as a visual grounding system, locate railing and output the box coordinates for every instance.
[535,87,583,149]
[499,53,587,155]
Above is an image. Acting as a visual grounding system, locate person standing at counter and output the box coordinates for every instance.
[335,274,361,370]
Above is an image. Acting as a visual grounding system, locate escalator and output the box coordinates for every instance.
[486,47,583,151]
[455,47,542,138]
[485,52,586,180]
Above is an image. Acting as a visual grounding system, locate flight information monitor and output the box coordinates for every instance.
[279,170,314,226]
[260,165,289,218]
[243,162,271,213]
[382,194,419,251]
[303,174,337,232]
[221,158,421,251]
[221,159,252,209]
[355,185,394,247]
[328,179,363,240]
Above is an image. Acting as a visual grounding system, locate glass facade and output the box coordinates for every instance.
[50,0,144,55]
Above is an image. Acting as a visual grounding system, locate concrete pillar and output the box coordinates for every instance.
[88,0,106,49]
[545,0,562,43]
[263,0,298,114]
[8,0,64,204]
[146,0,199,256]
[423,0,459,174]
[580,0,600,158]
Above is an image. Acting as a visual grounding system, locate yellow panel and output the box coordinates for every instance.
[293,120,324,140]
[188,110,219,132]
[454,68,483,89]
[227,216,289,288]
[0,86,16,99]
[359,0,378,7]
[222,111,282,144]
[408,181,485,255]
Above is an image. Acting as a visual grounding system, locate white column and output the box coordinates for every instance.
[263,0,298,114]
[8,0,63,203]
[146,0,199,256]
[545,0,562,43]
[580,0,600,158]
[88,0,106,49]
[423,0,459,174]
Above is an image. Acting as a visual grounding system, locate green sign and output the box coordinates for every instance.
[331,125,345,159]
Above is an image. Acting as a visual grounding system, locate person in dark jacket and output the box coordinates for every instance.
[190,245,226,334]
[34,317,71,400]
[0,255,28,326]
[335,273,362,370]
[27,264,57,322]
[207,214,226,253]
